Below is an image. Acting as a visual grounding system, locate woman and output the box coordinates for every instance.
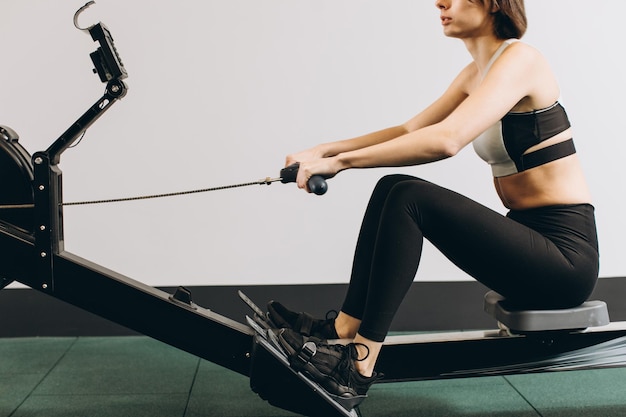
[269,0,599,408]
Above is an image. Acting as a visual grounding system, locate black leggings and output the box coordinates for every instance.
[341,174,600,342]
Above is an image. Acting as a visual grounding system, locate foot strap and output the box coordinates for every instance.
[295,313,316,336]
[290,341,317,372]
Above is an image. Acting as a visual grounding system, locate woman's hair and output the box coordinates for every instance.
[487,0,527,39]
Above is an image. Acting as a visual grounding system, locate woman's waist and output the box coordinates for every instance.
[507,202,599,253]
[494,156,592,210]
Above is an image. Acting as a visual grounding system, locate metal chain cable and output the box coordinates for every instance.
[0,177,277,209]
[64,177,276,206]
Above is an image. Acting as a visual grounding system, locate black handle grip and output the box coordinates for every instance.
[307,175,328,195]
[280,163,328,195]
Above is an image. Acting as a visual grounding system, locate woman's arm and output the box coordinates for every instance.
[295,43,545,189]
[340,44,541,169]
[286,64,472,166]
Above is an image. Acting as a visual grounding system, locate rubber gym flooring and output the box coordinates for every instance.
[2,336,626,417]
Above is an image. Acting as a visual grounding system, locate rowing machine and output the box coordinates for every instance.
[3,5,626,417]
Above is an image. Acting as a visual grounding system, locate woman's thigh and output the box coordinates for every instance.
[381,178,598,308]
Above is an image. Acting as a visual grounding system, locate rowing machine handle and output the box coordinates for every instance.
[280,163,328,195]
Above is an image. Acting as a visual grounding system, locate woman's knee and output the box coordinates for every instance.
[375,173,415,189]
[385,177,435,206]
[372,174,419,199]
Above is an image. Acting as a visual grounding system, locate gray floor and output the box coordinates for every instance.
[2,336,626,417]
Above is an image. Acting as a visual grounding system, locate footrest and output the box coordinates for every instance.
[484,291,610,332]
[249,333,360,417]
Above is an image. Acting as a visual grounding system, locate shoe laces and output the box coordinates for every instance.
[348,342,370,362]
[317,340,369,360]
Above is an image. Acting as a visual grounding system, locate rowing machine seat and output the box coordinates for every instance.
[484,291,610,333]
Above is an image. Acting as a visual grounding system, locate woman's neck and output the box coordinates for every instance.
[463,36,506,74]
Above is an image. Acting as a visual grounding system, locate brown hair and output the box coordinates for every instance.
[488,0,527,39]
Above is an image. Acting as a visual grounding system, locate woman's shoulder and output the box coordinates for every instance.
[489,40,548,81]
[501,40,544,63]
[456,41,547,95]
[459,41,540,76]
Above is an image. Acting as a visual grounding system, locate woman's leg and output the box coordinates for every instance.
[279,175,598,398]
[337,174,417,337]
[353,177,598,370]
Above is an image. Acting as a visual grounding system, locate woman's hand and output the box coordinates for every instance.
[285,144,327,168]
[285,144,339,193]
[295,156,342,193]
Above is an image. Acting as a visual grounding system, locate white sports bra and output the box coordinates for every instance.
[472,41,575,177]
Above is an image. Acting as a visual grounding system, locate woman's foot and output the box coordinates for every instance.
[277,328,383,409]
[267,301,340,339]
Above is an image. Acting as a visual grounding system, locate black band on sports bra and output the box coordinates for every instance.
[518,138,576,171]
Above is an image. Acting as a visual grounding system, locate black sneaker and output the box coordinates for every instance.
[267,301,339,339]
[277,328,382,410]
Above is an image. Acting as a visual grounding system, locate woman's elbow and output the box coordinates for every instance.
[439,138,464,158]
[431,123,467,158]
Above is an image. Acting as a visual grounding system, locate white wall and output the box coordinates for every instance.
[2,1,624,286]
